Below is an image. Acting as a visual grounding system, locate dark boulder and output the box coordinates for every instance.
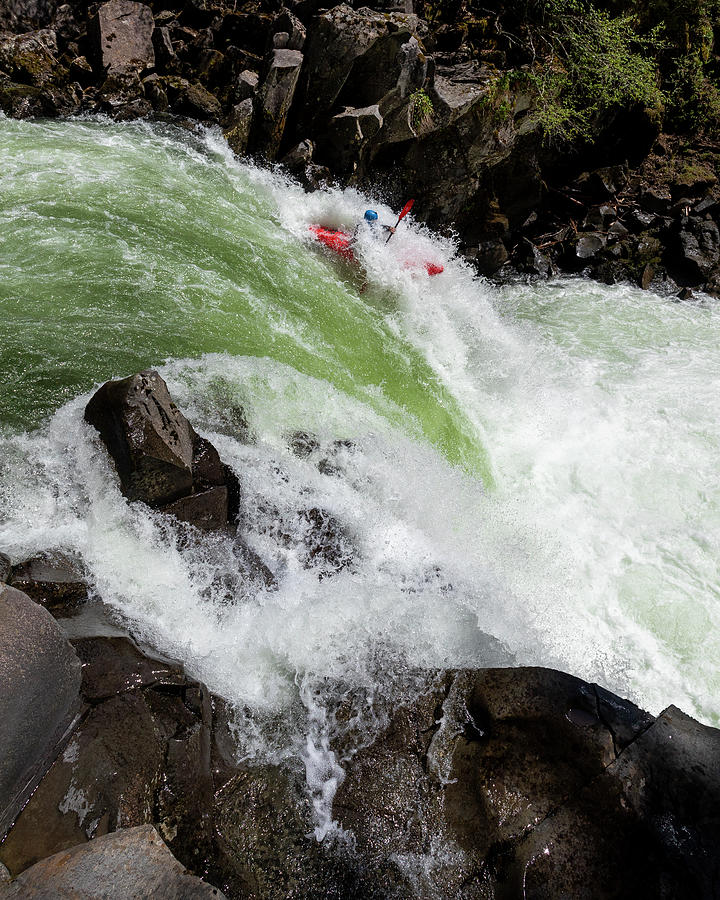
[514,238,552,278]
[164,76,222,120]
[84,370,237,531]
[0,553,11,583]
[224,97,253,155]
[249,48,303,160]
[85,370,196,508]
[1,825,225,898]
[317,104,383,173]
[677,215,720,282]
[0,585,82,841]
[9,551,87,615]
[0,28,60,87]
[89,0,155,74]
[235,68,258,101]
[575,232,606,260]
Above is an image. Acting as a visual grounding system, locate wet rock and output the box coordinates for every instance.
[0,553,11,583]
[85,370,236,530]
[0,80,53,117]
[2,825,225,898]
[224,97,253,155]
[517,706,720,898]
[71,636,185,703]
[143,72,168,112]
[288,430,320,458]
[250,48,303,160]
[677,215,720,281]
[231,537,277,590]
[98,68,151,119]
[215,765,363,899]
[160,485,229,532]
[300,507,354,576]
[607,220,629,241]
[68,55,93,85]
[514,238,552,277]
[89,0,155,74]
[677,287,694,301]
[575,233,606,259]
[0,584,82,840]
[473,238,509,274]
[640,186,671,214]
[9,550,87,614]
[583,204,616,231]
[85,370,196,507]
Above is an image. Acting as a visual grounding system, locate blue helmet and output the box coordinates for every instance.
[364,209,378,221]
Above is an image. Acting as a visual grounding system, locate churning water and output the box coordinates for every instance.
[1,117,719,833]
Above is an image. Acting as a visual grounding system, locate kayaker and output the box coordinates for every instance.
[354,209,396,240]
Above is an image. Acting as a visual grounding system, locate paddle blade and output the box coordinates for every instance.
[397,199,415,221]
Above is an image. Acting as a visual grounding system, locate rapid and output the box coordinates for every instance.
[1,116,719,833]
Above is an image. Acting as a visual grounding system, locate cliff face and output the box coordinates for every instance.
[1,0,719,291]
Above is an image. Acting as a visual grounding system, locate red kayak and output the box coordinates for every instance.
[309,225,444,276]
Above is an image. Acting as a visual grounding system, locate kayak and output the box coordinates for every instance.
[309,225,444,276]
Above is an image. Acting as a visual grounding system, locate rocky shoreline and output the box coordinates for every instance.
[2,371,719,898]
[1,0,720,296]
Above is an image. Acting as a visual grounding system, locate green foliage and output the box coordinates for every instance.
[517,1,666,143]
[665,52,720,132]
[409,89,434,132]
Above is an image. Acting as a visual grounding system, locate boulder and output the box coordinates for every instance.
[473,238,509,274]
[224,97,253,156]
[583,204,616,230]
[575,232,606,259]
[317,104,383,173]
[152,26,178,73]
[85,371,238,530]
[1,825,225,898]
[9,551,87,614]
[235,68,258,102]
[71,636,185,703]
[165,77,221,120]
[0,584,82,840]
[298,5,419,133]
[274,9,305,51]
[85,370,196,507]
[514,238,552,277]
[0,553,11,583]
[0,28,59,87]
[250,48,303,160]
[677,215,720,281]
[89,0,155,74]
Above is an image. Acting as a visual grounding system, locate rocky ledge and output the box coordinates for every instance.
[1,373,719,898]
[1,0,719,296]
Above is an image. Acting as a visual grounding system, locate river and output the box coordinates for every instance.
[1,115,718,834]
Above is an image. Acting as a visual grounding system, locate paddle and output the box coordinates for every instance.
[386,199,415,243]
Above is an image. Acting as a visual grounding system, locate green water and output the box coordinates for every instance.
[0,116,487,476]
[1,115,719,731]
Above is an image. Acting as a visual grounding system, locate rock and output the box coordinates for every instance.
[514,237,552,277]
[90,0,155,74]
[317,104,383,173]
[224,97,253,156]
[517,706,720,898]
[579,165,627,199]
[677,215,720,281]
[71,636,185,703]
[250,48,303,160]
[160,485,229,532]
[298,5,419,133]
[84,371,236,530]
[1,825,225,898]
[299,507,354,576]
[583,204,616,230]
[0,584,82,840]
[85,370,196,508]
[9,551,87,614]
[152,25,178,73]
[472,238,509,274]
[165,77,221,120]
[607,220,629,241]
[142,72,168,112]
[98,68,151,119]
[640,186,671,214]
[640,262,655,289]
[0,28,59,88]
[235,68,258,102]
[575,233,606,259]
[677,287,694,301]
[275,9,305,50]
[0,553,11,583]
[0,80,54,117]
[68,55,93,85]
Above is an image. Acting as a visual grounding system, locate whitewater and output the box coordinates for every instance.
[1,116,719,832]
